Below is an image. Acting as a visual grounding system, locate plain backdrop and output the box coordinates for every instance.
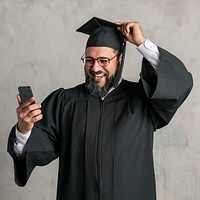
[0,0,199,199]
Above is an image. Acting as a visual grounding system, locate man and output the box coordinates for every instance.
[8,17,193,200]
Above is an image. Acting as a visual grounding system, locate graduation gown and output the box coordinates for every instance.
[7,47,193,200]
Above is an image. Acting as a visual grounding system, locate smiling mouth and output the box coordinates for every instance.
[95,74,106,78]
[90,72,107,79]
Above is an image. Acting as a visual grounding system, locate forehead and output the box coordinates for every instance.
[85,46,116,56]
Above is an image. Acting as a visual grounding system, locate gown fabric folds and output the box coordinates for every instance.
[8,47,193,200]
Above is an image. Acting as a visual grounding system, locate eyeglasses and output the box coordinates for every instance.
[81,54,118,68]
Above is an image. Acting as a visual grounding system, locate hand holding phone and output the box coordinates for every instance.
[16,86,42,134]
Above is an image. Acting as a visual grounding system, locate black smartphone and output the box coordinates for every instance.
[18,86,35,104]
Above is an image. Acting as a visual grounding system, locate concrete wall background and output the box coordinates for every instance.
[0,0,199,199]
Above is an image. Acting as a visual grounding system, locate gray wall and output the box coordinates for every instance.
[0,0,199,199]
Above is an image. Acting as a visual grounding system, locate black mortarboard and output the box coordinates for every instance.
[76,17,125,52]
[77,17,127,89]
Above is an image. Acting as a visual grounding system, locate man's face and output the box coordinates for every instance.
[84,46,119,97]
[84,46,118,87]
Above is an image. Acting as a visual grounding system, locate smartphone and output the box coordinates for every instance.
[18,86,35,104]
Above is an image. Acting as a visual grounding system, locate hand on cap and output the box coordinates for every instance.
[116,22,146,46]
[16,94,43,134]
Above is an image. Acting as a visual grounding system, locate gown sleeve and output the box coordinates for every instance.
[7,88,66,186]
[140,47,193,130]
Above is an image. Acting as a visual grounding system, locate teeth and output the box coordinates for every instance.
[91,73,106,79]
[94,74,105,78]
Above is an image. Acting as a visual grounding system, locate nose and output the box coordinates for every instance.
[90,60,102,72]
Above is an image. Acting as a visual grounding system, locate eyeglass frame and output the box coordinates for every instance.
[81,53,118,68]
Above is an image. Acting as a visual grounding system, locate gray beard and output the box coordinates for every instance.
[85,73,115,98]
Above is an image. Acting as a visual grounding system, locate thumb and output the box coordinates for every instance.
[16,94,22,105]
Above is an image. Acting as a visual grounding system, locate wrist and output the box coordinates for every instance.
[136,37,146,47]
[17,122,31,135]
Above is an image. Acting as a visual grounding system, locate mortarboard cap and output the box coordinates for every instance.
[76,17,125,52]
[77,17,127,89]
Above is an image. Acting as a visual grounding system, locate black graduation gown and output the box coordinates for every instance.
[7,47,193,200]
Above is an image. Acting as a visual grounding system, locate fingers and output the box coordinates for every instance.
[22,109,43,124]
[17,104,43,134]
[16,94,42,134]
[17,103,42,119]
[116,21,139,36]
[116,21,145,46]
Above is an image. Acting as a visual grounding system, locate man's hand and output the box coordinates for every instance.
[116,22,146,46]
[16,94,43,134]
